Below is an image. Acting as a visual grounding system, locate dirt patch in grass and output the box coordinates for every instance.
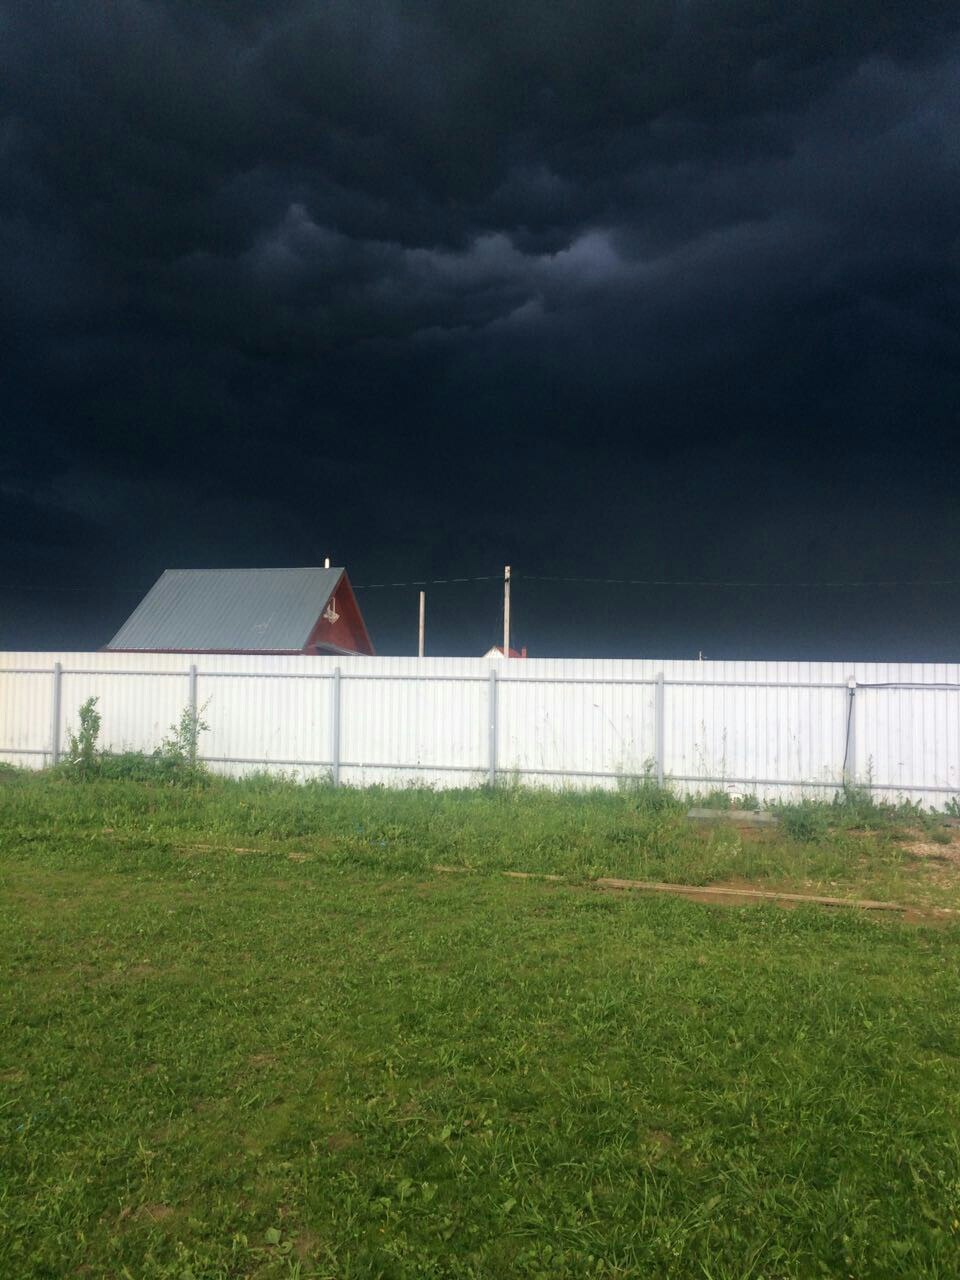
[294,1229,321,1260]
[95,962,159,984]
[176,839,338,859]
[118,1203,177,1227]
[903,839,960,865]
[736,826,772,843]
[137,1204,175,1223]
[900,908,957,927]
[689,820,774,842]
[325,1132,356,1152]
[897,861,960,906]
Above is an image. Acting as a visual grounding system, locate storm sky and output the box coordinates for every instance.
[2,1,959,658]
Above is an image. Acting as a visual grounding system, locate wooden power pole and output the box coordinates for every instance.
[503,565,511,658]
[418,591,426,658]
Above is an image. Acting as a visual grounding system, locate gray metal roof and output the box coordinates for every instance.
[107,567,345,651]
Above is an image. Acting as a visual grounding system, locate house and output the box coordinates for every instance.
[482,645,527,659]
[106,567,374,656]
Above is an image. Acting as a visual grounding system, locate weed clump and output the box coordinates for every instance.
[617,769,683,816]
[56,696,210,786]
[776,799,831,842]
[65,696,102,779]
[775,783,930,841]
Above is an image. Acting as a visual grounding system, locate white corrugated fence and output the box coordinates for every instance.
[1,651,959,804]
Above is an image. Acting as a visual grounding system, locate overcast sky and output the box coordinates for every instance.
[2,2,959,657]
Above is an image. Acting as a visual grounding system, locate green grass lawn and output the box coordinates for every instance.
[2,775,960,1278]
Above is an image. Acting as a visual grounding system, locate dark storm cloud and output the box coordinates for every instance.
[2,1,959,655]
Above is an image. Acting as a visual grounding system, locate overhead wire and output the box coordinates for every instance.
[1,572,959,593]
[351,575,499,590]
[517,573,960,589]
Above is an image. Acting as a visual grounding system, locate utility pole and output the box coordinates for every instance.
[503,565,511,658]
[418,590,426,658]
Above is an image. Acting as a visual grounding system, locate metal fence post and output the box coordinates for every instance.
[331,666,342,787]
[843,677,857,786]
[655,671,665,787]
[50,662,63,766]
[188,664,198,765]
[487,667,498,786]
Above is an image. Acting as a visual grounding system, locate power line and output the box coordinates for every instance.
[518,574,960,590]
[2,571,960,595]
[0,575,504,595]
[352,575,499,590]
[0,583,144,593]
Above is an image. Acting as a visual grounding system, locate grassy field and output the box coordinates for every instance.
[2,772,960,1278]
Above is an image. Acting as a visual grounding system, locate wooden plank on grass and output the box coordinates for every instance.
[594,877,933,912]
[503,871,566,882]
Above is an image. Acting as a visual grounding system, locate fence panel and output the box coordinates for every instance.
[338,671,488,787]
[0,666,53,764]
[857,679,960,799]
[661,669,848,799]
[198,671,335,775]
[497,670,656,785]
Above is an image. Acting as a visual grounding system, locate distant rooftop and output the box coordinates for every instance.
[107,567,349,652]
[483,645,528,659]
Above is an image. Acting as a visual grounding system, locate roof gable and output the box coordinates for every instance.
[107,567,346,652]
